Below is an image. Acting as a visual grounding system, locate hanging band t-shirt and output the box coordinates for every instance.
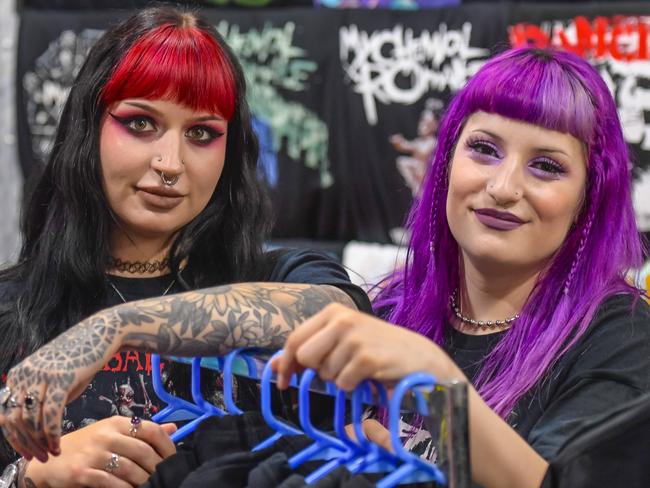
[47,248,372,433]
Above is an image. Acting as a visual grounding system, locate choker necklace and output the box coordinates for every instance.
[107,275,178,304]
[450,289,519,330]
[107,256,170,274]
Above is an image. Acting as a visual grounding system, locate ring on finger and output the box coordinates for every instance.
[129,416,141,438]
[0,386,13,409]
[104,452,120,473]
[23,391,41,411]
[7,395,21,408]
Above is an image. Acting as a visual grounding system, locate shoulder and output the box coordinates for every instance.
[584,293,650,341]
[259,247,372,313]
[260,247,347,282]
[560,293,650,389]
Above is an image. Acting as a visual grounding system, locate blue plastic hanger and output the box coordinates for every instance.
[150,353,230,441]
[287,369,349,468]
[251,349,303,452]
[191,357,226,417]
[376,372,448,488]
[304,379,391,483]
[150,354,204,424]
[222,348,263,415]
[344,380,397,475]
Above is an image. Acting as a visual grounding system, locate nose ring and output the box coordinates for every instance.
[159,171,179,187]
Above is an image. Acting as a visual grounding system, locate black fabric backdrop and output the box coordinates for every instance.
[18,1,313,9]
[15,3,650,242]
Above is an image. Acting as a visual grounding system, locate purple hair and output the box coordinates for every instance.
[375,47,647,418]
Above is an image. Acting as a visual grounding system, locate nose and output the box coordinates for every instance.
[150,132,184,177]
[486,157,524,206]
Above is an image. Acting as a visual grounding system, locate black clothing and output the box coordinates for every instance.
[142,412,274,488]
[143,411,433,487]
[540,391,650,488]
[142,411,315,488]
[278,467,376,487]
[445,294,650,460]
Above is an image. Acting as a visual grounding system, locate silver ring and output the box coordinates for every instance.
[159,171,179,187]
[24,391,41,411]
[104,452,120,473]
[0,386,12,409]
[7,396,21,409]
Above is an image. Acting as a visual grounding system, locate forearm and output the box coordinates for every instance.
[103,282,357,356]
[468,388,548,488]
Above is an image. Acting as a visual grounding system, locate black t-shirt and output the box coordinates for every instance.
[444,293,650,460]
[4,248,372,434]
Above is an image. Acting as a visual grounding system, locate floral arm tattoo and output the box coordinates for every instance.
[118,283,356,354]
[0,283,356,457]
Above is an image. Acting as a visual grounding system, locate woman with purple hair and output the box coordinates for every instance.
[1,46,648,487]
[275,46,650,487]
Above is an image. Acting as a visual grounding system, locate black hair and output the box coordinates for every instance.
[0,6,270,464]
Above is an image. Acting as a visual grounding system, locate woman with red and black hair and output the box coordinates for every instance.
[0,7,370,486]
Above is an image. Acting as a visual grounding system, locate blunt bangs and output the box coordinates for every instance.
[101,23,236,120]
[460,49,596,145]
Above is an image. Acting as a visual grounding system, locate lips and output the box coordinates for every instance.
[137,187,184,210]
[474,208,525,231]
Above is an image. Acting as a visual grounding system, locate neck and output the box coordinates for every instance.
[108,229,176,277]
[456,253,544,335]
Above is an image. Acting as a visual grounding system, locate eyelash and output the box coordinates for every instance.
[465,137,566,177]
[109,113,223,146]
[466,138,500,158]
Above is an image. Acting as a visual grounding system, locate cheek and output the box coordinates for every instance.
[191,149,227,199]
[529,186,583,236]
[99,123,139,180]
[446,159,484,210]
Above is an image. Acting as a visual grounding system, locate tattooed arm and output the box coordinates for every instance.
[0,283,356,460]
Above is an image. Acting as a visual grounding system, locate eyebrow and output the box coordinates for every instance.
[122,101,225,122]
[470,128,570,157]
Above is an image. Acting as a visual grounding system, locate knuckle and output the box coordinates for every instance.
[319,368,333,381]
[323,302,341,313]
[331,316,351,333]
[356,350,375,368]
[68,464,87,481]
[43,423,60,438]
[284,333,300,350]
[109,415,123,427]
[346,333,364,351]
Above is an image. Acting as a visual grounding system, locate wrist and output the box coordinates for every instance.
[20,458,39,488]
[89,307,128,354]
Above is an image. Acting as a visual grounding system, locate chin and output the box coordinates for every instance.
[122,220,181,240]
[463,245,524,268]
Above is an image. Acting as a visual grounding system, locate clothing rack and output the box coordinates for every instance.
[151,350,471,488]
